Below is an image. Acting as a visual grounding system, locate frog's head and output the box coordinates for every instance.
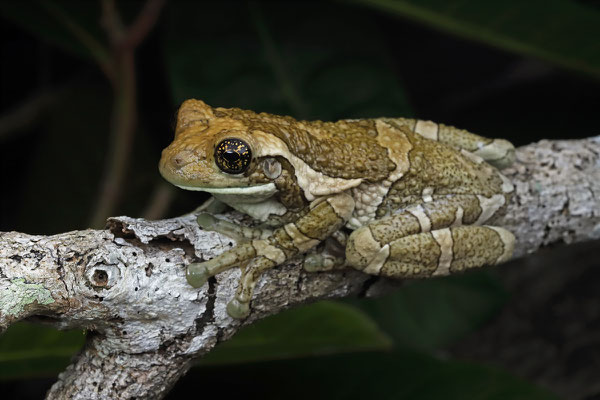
[159,99,283,200]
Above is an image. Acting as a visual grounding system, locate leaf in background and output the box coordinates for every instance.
[199,301,392,365]
[179,350,557,400]
[0,322,84,380]
[163,2,411,120]
[345,0,600,79]
[0,1,107,64]
[349,270,508,350]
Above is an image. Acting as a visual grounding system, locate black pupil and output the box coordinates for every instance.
[215,138,251,174]
[223,151,240,162]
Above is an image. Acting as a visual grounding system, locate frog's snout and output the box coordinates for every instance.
[160,146,202,175]
[170,149,197,170]
[159,145,204,184]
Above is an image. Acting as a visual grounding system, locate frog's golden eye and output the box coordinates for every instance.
[214,138,252,174]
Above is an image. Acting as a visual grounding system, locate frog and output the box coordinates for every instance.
[159,99,516,319]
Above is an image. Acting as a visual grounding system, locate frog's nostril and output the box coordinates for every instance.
[171,150,195,169]
[173,156,184,166]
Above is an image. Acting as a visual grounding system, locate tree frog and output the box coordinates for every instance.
[159,100,515,319]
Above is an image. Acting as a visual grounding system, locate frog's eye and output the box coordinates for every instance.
[214,138,252,174]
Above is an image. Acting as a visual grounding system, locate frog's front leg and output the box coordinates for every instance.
[345,195,514,278]
[197,212,273,242]
[188,192,355,318]
[195,196,229,214]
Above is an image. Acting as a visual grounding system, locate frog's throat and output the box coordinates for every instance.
[175,182,286,220]
[174,183,277,201]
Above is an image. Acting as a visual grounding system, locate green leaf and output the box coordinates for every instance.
[345,0,600,79]
[349,271,508,350]
[183,350,557,400]
[163,2,411,120]
[0,322,84,380]
[198,301,393,365]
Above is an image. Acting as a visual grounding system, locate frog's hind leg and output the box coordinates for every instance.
[345,195,514,278]
[388,118,515,169]
[346,225,513,279]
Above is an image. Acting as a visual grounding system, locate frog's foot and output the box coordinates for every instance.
[186,241,256,288]
[303,234,347,272]
[186,262,212,288]
[226,298,250,319]
[197,212,273,242]
[227,255,278,319]
[400,118,515,169]
[196,212,221,232]
[303,250,345,272]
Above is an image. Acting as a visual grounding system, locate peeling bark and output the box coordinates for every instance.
[0,137,598,399]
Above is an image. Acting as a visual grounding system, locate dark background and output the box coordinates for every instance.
[0,1,599,399]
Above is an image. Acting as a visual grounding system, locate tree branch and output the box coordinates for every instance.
[0,137,598,399]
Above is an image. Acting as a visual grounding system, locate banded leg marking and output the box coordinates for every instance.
[386,118,515,169]
[431,228,453,276]
[346,226,514,279]
[346,193,514,278]
[366,194,492,248]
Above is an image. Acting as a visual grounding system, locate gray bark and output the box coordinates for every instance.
[0,137,598,399]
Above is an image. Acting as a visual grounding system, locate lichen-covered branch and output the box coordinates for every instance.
[0,137,598,399]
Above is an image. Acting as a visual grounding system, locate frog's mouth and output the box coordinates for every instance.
[174,183,278,203]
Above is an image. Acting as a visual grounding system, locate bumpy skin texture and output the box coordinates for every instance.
[159,99,516,318]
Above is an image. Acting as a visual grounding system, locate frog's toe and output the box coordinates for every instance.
[303,253,340,272]
[226,298,250,319]
[304,254,333,272]
[186,263,211,288]
[303,254,321,272]
[197,212,219,231]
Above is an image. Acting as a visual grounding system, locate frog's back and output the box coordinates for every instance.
[213,106,398,182]
[377,125,511,212]
[329,118,514,227]
[210,104,514,208]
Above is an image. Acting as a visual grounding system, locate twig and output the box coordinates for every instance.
[41,0,113,79]
[141,181,176,220]
[88,49,137,228]
[121,0,167,50]
[89,0,165,228]
[0,90,57,141]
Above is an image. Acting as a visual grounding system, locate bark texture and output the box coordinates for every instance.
[0,137,598,399]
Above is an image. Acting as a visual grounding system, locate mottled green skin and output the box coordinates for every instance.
[160,99,516,319]
[211,107,395,180]
[375,130,509,218]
